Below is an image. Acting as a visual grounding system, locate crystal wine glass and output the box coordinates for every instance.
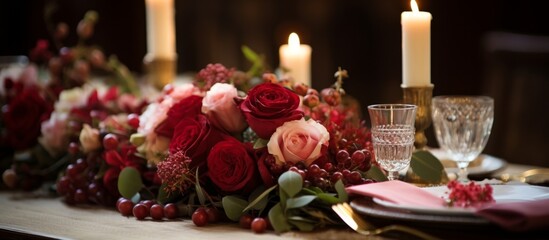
[368,104,417,181]
[431,96,494,182]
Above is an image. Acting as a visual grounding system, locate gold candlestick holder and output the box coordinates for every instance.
[143,54,177,90]
[402,84,434,150]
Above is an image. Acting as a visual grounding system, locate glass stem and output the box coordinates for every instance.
[457,167,469,182]
[387,171,400,181]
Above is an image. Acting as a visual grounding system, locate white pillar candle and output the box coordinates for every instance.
[401,0,432,87]
[279,33,312,86]
[145,0,176,59]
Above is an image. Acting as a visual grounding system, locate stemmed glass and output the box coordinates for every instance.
[431,96,494,182]
[368,104,417,181]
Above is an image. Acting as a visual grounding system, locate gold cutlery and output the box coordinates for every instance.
[331,202,440,240]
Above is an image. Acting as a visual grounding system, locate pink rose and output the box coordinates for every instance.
[240,83,303,139]
[202,83,247,134]
[39,112,69,156]
[267,118,330,166]
[79,124,101,153]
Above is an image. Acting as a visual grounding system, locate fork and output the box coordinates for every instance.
[332,202,440,240]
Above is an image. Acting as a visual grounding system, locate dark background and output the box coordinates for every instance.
[1,0,549,167]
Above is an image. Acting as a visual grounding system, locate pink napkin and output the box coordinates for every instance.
[475,199,549,232]
[346,180,445,208]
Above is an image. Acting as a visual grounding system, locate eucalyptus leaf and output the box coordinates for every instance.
[301,188,317,195]
[365,165,388,182]
[253,138,269,149]
[285,195,317,210]
[156,184,180,204]
[279,171,303,198]
[118,167,143,199]
[288,220,315,232]
[268,203,292,233]
[334,180,348,202]
[309,186,324,194]
[316,193,341,204]
[411,150,445,183]
[222,196,249,222]
[288,215,317,223]
[195,168,206,206]
[243,185,277,213]
[242,45,259,62]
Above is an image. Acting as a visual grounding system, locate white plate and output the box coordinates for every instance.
[428,148,507,176]
[373,184,549,216]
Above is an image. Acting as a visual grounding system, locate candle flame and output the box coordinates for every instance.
[411,0,419,12]
[288,32,300,50]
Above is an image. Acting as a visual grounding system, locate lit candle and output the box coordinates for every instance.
[279,33,312,86]
[401,0,432,87]
[145,0,176,59]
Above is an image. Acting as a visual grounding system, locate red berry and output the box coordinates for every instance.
[351,150,366,164]
[68,142,80,155]
[102,133,119,150]
[150,204,164,220]
[127,113,140,129]
[118,199,134,216]
[251,218,267,234]
[163,203,179,219]
[239,214,253,229]
[140,200,155,209]
[74,189,88,204]
[116,197,125,209]
[133,203,149,220]
[66,164,80,178]
[192,208,208,227]
[56,176,71,195]
[205,207,221,223]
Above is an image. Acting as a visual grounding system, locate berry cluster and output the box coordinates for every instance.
[56,155,117,206]
[446,180,494,208]
[56,113,148,207]
[116,197,180,221]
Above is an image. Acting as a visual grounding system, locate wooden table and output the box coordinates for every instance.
[0,163,545,240]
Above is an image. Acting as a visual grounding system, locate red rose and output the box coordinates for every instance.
[207,139,258,193]
[155,95,203,138]
[2,88,52,150]
[169,115,227,169]
[240,83,303,139]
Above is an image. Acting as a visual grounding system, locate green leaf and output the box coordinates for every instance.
[308,186,324,194]
[243,185,277,213]
[118,167,143,199]
[268,203,292,233]
[279,171,303,198]
[222,196,248,222]
[316,193,341,204]
[334,180,348,202]
[365,165,388,182]
[285,195,317,210]
[253,138,269,149]
[195,168,206,206]
[288,219,315,232]
[242,45,259,62]
[156,184,180,204]
[411,150,445,183]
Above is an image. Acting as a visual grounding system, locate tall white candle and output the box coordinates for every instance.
[145,0,176,59]
[279,33,312,86]
[401,0,432,87]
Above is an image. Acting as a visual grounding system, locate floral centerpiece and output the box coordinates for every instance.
[0,9,459,236]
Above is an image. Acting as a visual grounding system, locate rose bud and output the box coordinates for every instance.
[303,94,320,108]
[293,82,309,96]
[262,73,278,83]
[321,88,341,106]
